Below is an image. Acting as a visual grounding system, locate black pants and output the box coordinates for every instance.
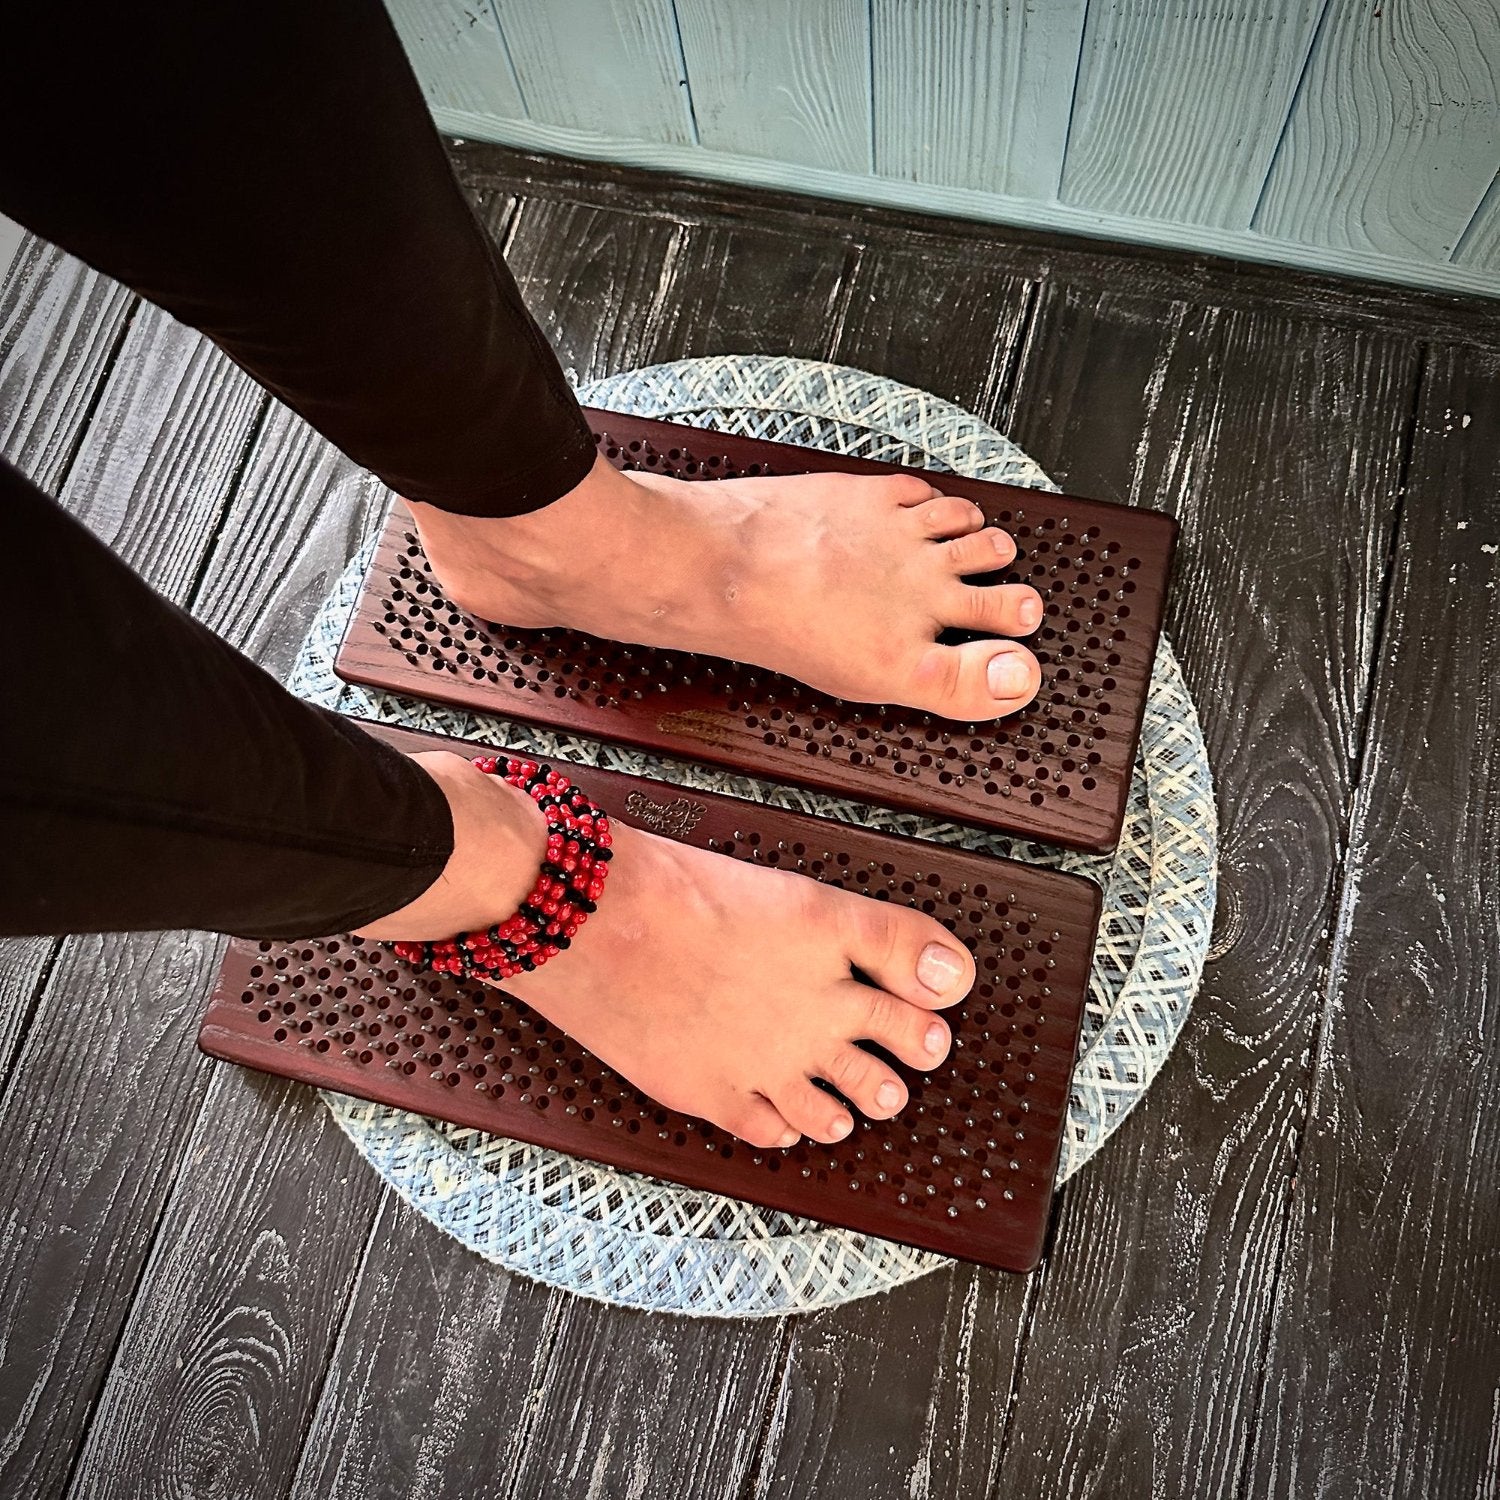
[0,1,597,938]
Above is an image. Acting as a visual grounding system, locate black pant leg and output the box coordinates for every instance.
[0,0,595,517]
[0,460,453,938]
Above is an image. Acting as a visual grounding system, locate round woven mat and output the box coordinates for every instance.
[288,354,1217,1317]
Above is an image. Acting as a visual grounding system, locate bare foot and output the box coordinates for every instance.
[409,453,1044,721]
[361,754,973,1147]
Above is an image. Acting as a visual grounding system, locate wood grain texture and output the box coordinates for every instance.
[0,305,268,1495]
[674,0,871,172]
[508,1304,784,1500]
[831,240,1035,429]
[1257,0,1500,260]
[504,192,860,369]
[986,291,1419,1498]
[189,406,396,673]
[755,1266,1031,1499]
[491,0,693,143]
[499,196,691,380]
[1247,344,1500,1500]
[1455,160,1500,270]
[645,214,859,360]
[871,0,1087,198]
[1060,0,1325,228]
[54,308,265,594]
[0,237,135,494]
[0,213,25,286]
[62,1075,383,1500]
[287,1197,563,1500]
[0,939,57,1090]
[40,390,418,1499]
[385,0,524,120]
[0,932,224,1500]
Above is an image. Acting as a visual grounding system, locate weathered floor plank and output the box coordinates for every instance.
[1248,344,1500,1500]
[0,931,224,1500]
[0,236,134,494]
[0,311,267,1496]
[985,294,1421,1498]
[741,239,1043,1500]
[833,247,1035,429]
[52,401,399,1500]
[288,1195,566,1500]
[61,1075,382,1500]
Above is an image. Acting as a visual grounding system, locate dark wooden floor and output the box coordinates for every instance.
[2,143,1497,1500]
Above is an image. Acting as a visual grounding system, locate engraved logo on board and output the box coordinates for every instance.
[655,708,735,751]
[623,792,705,838]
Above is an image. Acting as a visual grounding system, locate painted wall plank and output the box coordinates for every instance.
[433,104,1500,298]
[1257,0,1500,261]
[674,0,870,171]
[1061,0,1325,227]
[385,0,523,119]
[1244,342,1500,1500]
[1456,163,1500,268]
[871,0,1087,199]
[491,0,692,143]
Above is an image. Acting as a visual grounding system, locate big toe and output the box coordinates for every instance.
[909,639,1042,721]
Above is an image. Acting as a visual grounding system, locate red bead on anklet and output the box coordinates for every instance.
[392,756,612,984]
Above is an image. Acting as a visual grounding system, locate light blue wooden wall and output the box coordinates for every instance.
[387,0,1500,298]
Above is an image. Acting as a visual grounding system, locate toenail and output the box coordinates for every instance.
[987,653,1030,698]
[993,530,1015,557]
[831,1115,853,1139]
[917,941,965,993]
[926,1021,948,1055]
[1019,595,1042,628]
[877,1080,903,1110]
[777,1129,799,1148]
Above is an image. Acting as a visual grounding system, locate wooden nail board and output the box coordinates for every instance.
[199,722,1102,1271]
[335,408,1178,853]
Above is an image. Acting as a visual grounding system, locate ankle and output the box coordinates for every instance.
[407,455,718,640]
[356,751,547,941]
[408,454,652,620]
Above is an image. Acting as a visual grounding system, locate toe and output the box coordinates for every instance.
[775,1077,855,1145]
[723,1094,800,1150]
[837,979,954,1072]
[942,526,1018,574]
[912,494,987,539]
[888,473,943,506]
[839,896,975,1010]
[821,1040,910,1120]
[944,579,1044,637]
[911,638,1042,720]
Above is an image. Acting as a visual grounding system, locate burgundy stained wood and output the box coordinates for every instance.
[335,409,1178,853]
[199,722,1101,1272]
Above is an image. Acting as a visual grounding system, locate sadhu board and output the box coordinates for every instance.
[335,409,1178,854]
[198,722,1102,1272]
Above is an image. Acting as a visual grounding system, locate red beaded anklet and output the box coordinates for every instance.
[392,756,612,983]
